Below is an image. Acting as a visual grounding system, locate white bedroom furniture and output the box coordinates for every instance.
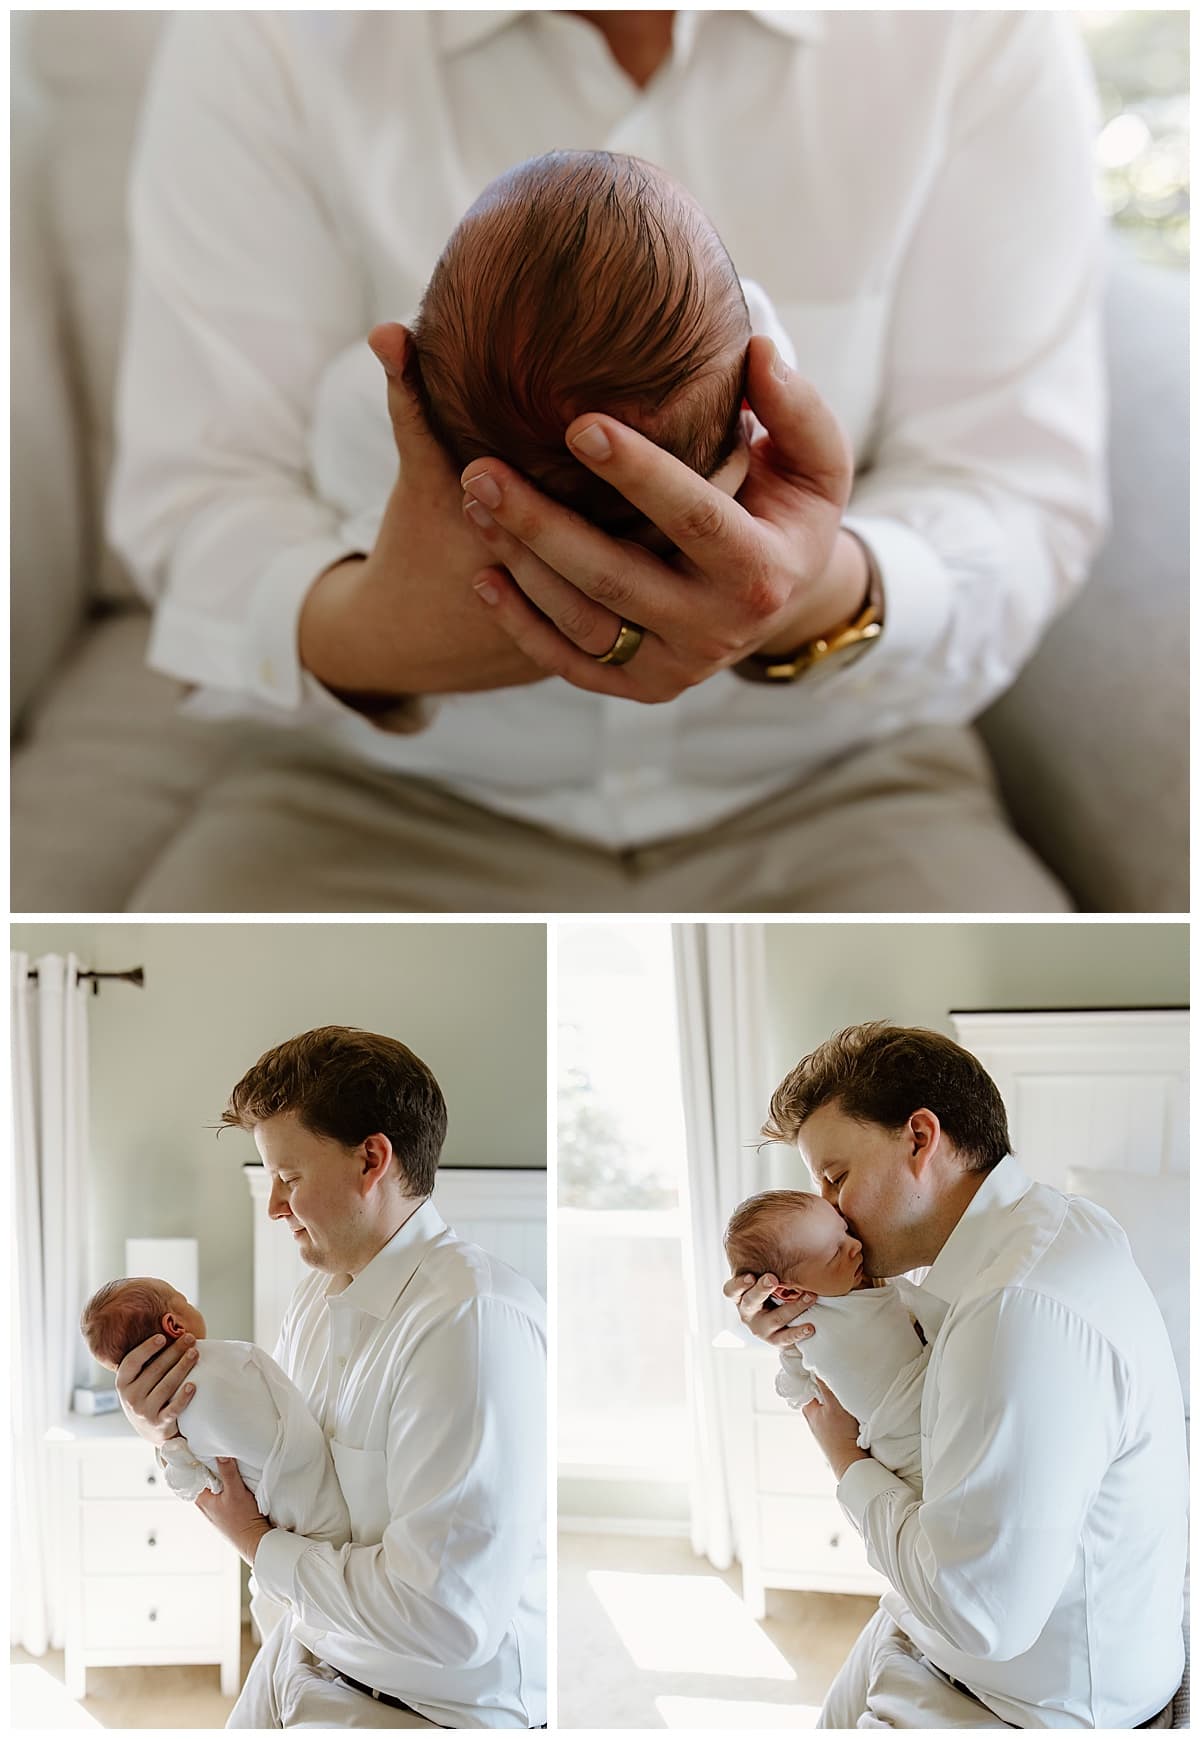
[53,1410,242,1699]
[242,1164,546,1352]
[718,1340,887,1617]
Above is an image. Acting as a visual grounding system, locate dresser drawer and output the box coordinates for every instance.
[81,1573,227,1651]
[754,1413,838,1495]
[759,1494,873,1579]
[81,1497,228,1576]
[79,1443,174,1500]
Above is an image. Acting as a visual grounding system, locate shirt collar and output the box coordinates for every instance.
[327,1198,446,1318]
[435,10,826,58]
[919,1154,1035,1306]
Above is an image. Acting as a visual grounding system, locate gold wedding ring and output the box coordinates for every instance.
[594,620,644,666]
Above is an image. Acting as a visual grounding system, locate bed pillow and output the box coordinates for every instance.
[1066,1167,1188,1414]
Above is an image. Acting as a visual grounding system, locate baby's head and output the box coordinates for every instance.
[724,1190,864,1300]
[80,1277,207,1373]
[411,149,752,535]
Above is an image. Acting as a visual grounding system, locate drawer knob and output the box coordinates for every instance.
[148,1608,157,1623]
[146,1532,157,1548]
[146,1473,158,1486]
[829,1532,841,1549]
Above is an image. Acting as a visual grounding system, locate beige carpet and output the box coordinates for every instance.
[10,1623,259,1728]
[558,1530,878,1729]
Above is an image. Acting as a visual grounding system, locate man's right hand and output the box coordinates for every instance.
[115,1332,198,1446]
[724,1272,818,1348]
[298,322,546,703]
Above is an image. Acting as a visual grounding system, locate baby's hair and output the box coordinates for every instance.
[412,149,750,531]
[80,1277,174,1371]
[724,1189,824,1280]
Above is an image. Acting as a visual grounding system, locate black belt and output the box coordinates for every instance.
[331,1670,547,1728]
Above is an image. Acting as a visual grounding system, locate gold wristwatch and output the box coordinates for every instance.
[735,533,884,684]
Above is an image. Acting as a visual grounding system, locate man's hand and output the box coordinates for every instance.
[460,334,867,702]
[723,1272,818,1349]
[298,322,545,702]
[803,1377,871,1481]
[115,1332,199,1446]
[194,1459,273,1567]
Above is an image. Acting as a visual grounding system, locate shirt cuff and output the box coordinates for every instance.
[839,511,954,671]
[837,1453,908,1530]
[244,537,436,736]
[252,1525,312,1605]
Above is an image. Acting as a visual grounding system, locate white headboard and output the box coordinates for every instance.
[243,1165,546,1355]
[949,1009,1188,1187]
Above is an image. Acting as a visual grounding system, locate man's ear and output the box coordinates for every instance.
[359,1132,395,1193]
[907,1108,942,1175]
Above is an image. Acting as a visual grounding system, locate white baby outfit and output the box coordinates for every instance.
[157,1338,351,1545]
[775,1280,930,1488]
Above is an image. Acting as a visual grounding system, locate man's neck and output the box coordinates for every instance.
[338,1194,428,1283]
[908,1165,992,1271]
[571,10,676,88]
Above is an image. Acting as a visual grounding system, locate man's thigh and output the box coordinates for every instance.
[225,1619,437,1729]
[127,740,629,914]
[819,1608,1011,1730]
[642,725,1072,913]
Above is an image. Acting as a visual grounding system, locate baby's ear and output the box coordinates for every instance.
[161,1312,183,1340]
[772,1285,802,1302]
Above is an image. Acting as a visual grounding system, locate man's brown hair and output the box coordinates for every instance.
[763,1022,1012,1173]
[412,149,750,532]
[222,1027,448,1196]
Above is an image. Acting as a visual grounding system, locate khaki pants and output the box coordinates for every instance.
[226,1619,437,1729]
[129,725,1069,914]
[819,1608,1012,1729]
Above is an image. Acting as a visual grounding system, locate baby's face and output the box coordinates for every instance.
[773,1198,864,1298]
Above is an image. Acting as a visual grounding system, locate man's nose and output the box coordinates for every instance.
[267,1185,289,1219]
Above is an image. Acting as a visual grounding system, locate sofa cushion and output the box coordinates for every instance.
[11,610,241,912]
[24,11,166,605]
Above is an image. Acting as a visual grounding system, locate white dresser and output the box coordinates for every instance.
[53,1411,242,1698]
[718,1339,886,1617]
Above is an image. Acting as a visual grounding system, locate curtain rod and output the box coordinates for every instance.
[26,967,145,995]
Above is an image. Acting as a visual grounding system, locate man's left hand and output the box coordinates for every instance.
[802,1378,872,1481]
[461,335,868,702]
[194,1458,273,1566]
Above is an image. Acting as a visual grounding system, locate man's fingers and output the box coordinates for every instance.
[560,416,760,590]
[472,568,647,697]
[368,322,446,479]
[741,335,853,507]
[723,1272,755,1301]
[460,497,626,656]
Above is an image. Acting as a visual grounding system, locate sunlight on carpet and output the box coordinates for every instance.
[11,1664,102,1728]
[657,1694,821,1726]
[586,1570,797,1679]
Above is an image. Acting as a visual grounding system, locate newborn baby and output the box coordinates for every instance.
[81,1276,350,1543]
[725,1191,928,1488]
[308,152,797,551]
[411,149,751,534]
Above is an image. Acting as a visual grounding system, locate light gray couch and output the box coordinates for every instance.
[10,13,1189,913]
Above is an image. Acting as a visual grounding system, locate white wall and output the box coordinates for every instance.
[12,922,546,1346]
[763,921,1188,1081]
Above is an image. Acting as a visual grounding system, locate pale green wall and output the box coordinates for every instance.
[12,922,546,1343]
[764,921,1188,1082]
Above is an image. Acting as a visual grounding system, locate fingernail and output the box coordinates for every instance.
[771,342,789,382]
[184,1385,195,1396]
[462,471,501,510]
[474,577,501,606]
[463,497,495,530]
[570,423,611,462]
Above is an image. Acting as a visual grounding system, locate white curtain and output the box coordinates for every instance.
[11,953,92,1653]
[672,923,775,1570]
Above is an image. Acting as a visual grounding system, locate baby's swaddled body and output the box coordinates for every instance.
[775,1284,928,1489]
[159,1338,352,1545]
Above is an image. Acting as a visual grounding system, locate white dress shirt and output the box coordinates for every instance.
[110,10,1107,850]
[250,1202,547,1729]
[158,1338,350,1544]
[836,1157,1188,1728]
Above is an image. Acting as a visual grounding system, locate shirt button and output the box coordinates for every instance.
[259,658,275,688]
[337,1356,346,1368]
